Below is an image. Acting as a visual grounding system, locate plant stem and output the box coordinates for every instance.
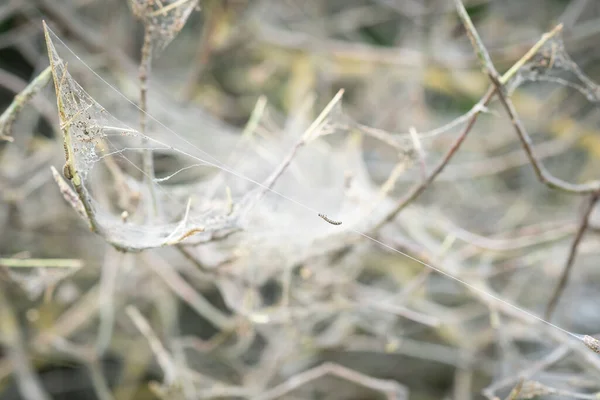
[140,23,158,219]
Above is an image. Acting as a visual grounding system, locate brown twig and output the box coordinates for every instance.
[452,0,600,321]
[373,16,563,231]
[456,1,600,194]
[545,192,600,320]
[373,86,496,231]
[452,0,600,367]
[50,165,88,222]
[43,22,102,237]
[490,71,600,193]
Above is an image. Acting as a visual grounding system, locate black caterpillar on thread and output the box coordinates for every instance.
[318,213,342,225]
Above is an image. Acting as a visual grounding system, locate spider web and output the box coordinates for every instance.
[45,27,239,250]
[44,25,392,255]
[40,22,595,343]
[508,32,600,102]
[129,0,198,54]
[45,25,598,257]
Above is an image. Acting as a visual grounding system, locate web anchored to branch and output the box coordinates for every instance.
[43,15,600,361]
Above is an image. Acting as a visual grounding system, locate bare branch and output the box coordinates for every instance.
[253,362,407,400]
[0,66,52,142]
[545,192,600,320]
[455,1,600,194]
[125,305,177,384]
[373,87,495,231]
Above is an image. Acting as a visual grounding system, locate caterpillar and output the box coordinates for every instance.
[318,213,342,225]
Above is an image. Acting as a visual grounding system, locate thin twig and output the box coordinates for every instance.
[452,0,600,369]
[456,1,600,194]
[37,0,133,72]
[545,192,600,320]
[245,89,344,210]
[96,249,124,354]
[492,73,600,193]
[445,137,572,181]
[0,281,51,400]
[453,0,600,318]
[139,21,159,218]
[181,0,221,101]
[0,66,52,142]
[483,344,571,399]
[373,20,563,231]
[373,86,495,231]
[50,165,88,221]
[141,252,236,331]
[252,362,407,400]
[0,283,102,382]
[125,305,177,384]
[43,23,170,252]
[87,361,116,400]
[385,236,600,373]
[43,22,101,235]
[408,126,427,179]
[204,95,268,200]
[147,0,195,17]
[47,339,115,400]
[0,67,56,124]
[0,257,82,268]
[504,378,525,400]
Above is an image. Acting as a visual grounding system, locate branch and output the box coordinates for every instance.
[373,21,563,231]
[545,192,600,320]
[43,22,102,237]
[245,89,344,211]
[456,1,600,194]
[373,87,495,231]
[96,249,124,354]
[253,362,407,400]
[125,305,177,385]
[0,257,82,268]
[138,20,159,218]
[141,252,236,332]
[181,0,221,101]
[453,0,600,321]
[451,1,600,372]
[483,345,570,399]
[383,236,600,372]
[0,66,52,142]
